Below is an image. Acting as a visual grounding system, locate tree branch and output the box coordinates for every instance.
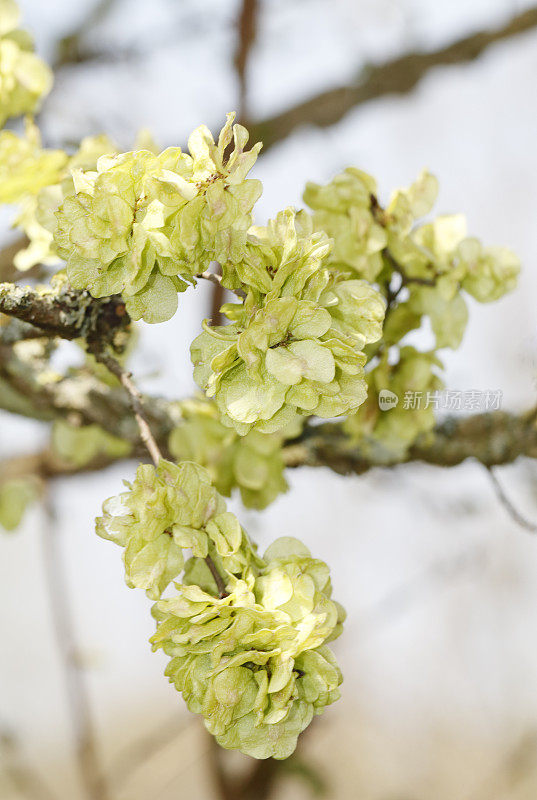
[284,409,537,475]
[0,450,125,490]
[196,270,245,301]
[0,237,32,283]
[42,489,110,800]
[234,0,259,123]
[0,336,177,442]
[2,408,536,486]
[89,349,163,467]
[0,283,129,347]
[52,0,121,69]
[248,5,537,154]
[89,348,228,598]
[1,275,535,492]
[486,466,537,533]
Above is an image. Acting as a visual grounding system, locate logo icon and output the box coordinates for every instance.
[378,389,399,411]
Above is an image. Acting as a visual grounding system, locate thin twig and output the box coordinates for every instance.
[486,467,537,533]
[91,348,228,597]
[399,273,437,288]
[197,269,244,326]
[197,271,223,290]
[205,555,228,599]
[90,349,163,466]
[196,270,245,299]
[382,246,438,288]
[41,489,109,800]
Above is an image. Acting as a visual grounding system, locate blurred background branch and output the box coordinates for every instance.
[0,732,57,800]
[248,5,537,154]
[210,0,260,325]
[41,490,109,800]
[53,0,124,69]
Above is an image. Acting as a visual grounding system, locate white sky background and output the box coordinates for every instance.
[1,1,537,798]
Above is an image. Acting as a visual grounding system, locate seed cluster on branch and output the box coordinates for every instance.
[98,459,344,759]
[0,1,530,760]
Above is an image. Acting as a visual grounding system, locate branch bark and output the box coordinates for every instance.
[90,348,163,467]
[0,283,129,346]
[2,408,536,486]
[0,237,32,283]
[1,270,535,491]
[284,409,537,475]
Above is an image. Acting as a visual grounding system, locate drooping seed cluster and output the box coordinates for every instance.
[97,461,344,759]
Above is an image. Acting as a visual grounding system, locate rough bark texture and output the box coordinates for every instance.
[284,411,537,475]
[0,282,130,345]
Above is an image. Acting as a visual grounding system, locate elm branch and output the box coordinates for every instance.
[1,278,535,481]
[1,408,536,486]
[0,282,130,346]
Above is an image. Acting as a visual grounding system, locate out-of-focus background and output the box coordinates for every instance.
[1,1,537,798]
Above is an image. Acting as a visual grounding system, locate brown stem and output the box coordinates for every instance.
[42,489,109,800]
[200,269,244,327]
[208,0,258,330]
[90,348,228,598]
[205,554,228,599]
[234,0,259,123]
[235,758,280,800]
[197,270,245,299]
[207,736,235,800]
[209,281,226,326]
[90,349,163,466]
